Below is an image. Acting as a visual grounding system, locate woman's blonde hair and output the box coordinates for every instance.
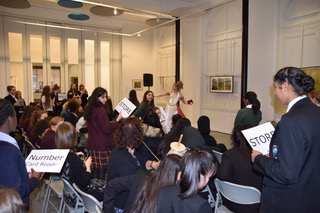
[41,116,64,138]
[0,187,26,213]
[174,81,184,90]
[55,122,78,149]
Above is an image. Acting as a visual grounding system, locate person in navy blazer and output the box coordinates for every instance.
[4,86,18,106]
[252,67,320,213]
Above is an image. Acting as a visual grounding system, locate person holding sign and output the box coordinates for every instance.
[234,91,262,127]
[0,99,43,208]
[84,87,123,180]
[217,125,263,212]
[251,67,320,212]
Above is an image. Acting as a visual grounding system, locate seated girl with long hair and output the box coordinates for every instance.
[157,149,218,213]
[103,154,181,213]
[56,122,105,208]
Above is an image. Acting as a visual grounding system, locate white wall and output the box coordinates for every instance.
[248,0,278,123]
[121,24,155,103]
[180,17,203,127]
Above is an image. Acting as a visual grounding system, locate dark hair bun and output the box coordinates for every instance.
[302,76,315,93]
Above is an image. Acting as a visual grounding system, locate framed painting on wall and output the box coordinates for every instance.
[210,76,234,93]
[132,79,143,91]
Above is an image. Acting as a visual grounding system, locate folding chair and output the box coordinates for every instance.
[73,183,103,213]
[201,185,216,208]
[38,175,62,213]
[214,179,261,213]
[212,150,223,164]
[61,178,84,213]
[95,205,102,213]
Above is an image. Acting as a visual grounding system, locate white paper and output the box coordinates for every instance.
[241,122,275,155]
[25,149,69,173]
[115,97,137,118]
[58,93,67,101]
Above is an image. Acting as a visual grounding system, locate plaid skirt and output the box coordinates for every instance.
[89,150,112,169]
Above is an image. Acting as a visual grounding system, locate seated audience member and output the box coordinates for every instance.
[0,186,26,213]
[18,105,38,132]
[64,99,80,127]
[197,115,227,152]
[40,116,64,149]
[0,99,43,208]
[197,115,217,147]
[103,154,181,213]
[157,149,218,213]
[57,122,105,207]
[29,117,50,147]
[217,125,263,213]
[181,126,206,150]
[26,110,48,137]
[171,114,182,130]
[157,118,191,159]
[129,89,140,108]
[75,116,88,151]
[107,117,159,212]
[136,107,164,161]
[132,90,155,121]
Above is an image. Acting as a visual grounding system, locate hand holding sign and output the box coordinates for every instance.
[115,98,137,118]
[25,149,69,173]
[241,122,275,155]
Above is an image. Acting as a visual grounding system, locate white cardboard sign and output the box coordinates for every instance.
[25,149,69,173]
[241,122,275,155]
[115,97,136,118]
[58,93,67,101]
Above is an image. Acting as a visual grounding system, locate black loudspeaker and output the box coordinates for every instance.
[143,73,153,87]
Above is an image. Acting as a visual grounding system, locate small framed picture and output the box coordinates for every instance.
[210,76,233,93]
[132,79,143,91]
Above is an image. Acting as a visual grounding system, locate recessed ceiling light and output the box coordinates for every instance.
[58,0,83,8]
[68,13,90,21]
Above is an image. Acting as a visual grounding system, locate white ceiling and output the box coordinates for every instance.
[0,0,225,24]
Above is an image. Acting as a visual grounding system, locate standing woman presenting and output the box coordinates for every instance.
[251,67,320,212]
[84,87,122,180]
[156,81,192,134]
[234,91,262,127]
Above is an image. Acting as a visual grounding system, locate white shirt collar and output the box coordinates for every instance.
[10,94,17,101]
[286,95,307,113]
[0,132,19,150]
[246,104,252,108]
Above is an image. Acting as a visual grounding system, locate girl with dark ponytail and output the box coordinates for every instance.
[157,149,218,213]
[234,91,262,127]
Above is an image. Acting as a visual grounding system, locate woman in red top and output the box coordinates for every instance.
[83,87,122,180]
